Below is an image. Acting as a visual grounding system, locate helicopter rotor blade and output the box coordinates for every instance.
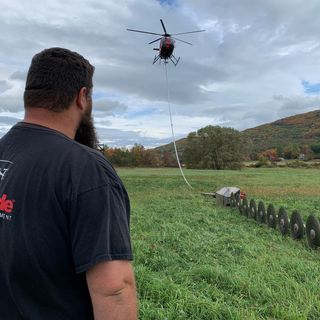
[127,28,163,36]
[160,19,168,35]
[148,37,163,45]
[172,30,206,36]
[172,37,193,45]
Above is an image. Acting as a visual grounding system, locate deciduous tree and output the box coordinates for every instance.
[183,125,249,169]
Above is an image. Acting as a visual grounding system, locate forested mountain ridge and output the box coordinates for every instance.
[155,109,320,157]
[103,109,320,167]
[243,109,320,154]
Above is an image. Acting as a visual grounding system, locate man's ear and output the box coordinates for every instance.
[76,87,88,112]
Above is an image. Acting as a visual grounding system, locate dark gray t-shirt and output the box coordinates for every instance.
[0,122,133,319]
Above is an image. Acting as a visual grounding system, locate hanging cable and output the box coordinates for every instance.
[164,62,192,188]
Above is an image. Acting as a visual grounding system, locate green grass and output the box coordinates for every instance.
[117,168,320,320]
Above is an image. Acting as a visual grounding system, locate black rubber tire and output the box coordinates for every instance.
[278,207,289,236]
[257,201,266,223]
[290,210,304,240]
[267,204,277,229]
[249,199,257,219]
[242,198,249,217]
[306,214,320,248]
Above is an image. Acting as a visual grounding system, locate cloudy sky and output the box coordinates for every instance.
[1,0,320,147]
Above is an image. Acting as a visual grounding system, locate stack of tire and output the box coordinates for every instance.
[230,193,320,249]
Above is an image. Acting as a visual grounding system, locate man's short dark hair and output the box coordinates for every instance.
[24,47,95,112]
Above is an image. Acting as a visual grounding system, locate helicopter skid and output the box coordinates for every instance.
[152,54,180,66]
[153,54,161,64]
[169,54,180,66]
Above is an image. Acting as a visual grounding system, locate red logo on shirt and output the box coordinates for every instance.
[0,194,14,213]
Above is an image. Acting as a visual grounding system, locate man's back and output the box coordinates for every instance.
[0,122,132,319]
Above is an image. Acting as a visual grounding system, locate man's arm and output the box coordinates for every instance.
[86,260,138,320]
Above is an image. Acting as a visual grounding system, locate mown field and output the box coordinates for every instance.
[118,168,320,320]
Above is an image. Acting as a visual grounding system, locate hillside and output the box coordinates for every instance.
[243,109,320,153]
[155,109,320,156]
[154,137,187,154]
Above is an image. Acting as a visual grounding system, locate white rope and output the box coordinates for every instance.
[164,62,192,188]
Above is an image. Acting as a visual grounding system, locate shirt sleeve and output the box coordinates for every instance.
[68,183,133,274]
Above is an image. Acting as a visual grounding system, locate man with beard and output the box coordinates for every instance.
[0,48,137,320]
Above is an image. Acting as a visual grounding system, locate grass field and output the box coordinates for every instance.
[118,167,320,320]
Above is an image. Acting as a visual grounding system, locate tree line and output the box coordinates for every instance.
[103,125,248,169]
[103,144,177,168]
[102,125,320,169]
[256,142,320,162]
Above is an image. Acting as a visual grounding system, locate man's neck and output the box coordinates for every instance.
[23,107,78,139]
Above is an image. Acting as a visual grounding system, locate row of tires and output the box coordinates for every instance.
[230,193,320,249]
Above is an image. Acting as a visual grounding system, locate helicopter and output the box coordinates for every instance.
[127,19,205,66]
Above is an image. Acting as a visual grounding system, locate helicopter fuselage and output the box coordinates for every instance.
[159,37,175,59]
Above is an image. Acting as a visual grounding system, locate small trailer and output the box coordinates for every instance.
[215,187,241,207]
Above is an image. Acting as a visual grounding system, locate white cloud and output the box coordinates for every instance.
[0,81,11,94]
[1,0,320,146]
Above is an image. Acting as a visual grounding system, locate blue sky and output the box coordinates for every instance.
[159,0,176,6]
[302,80,320,95]
[1,0,320,147]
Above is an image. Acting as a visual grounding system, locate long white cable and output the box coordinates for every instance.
[164,62,192,188]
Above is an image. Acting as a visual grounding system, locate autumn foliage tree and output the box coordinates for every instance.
[103,144,162,167]
[283,144,300,159]
[310,142,320,157]
[161,151,177,167]
[257,149,278,161]
[183,125,249,170]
